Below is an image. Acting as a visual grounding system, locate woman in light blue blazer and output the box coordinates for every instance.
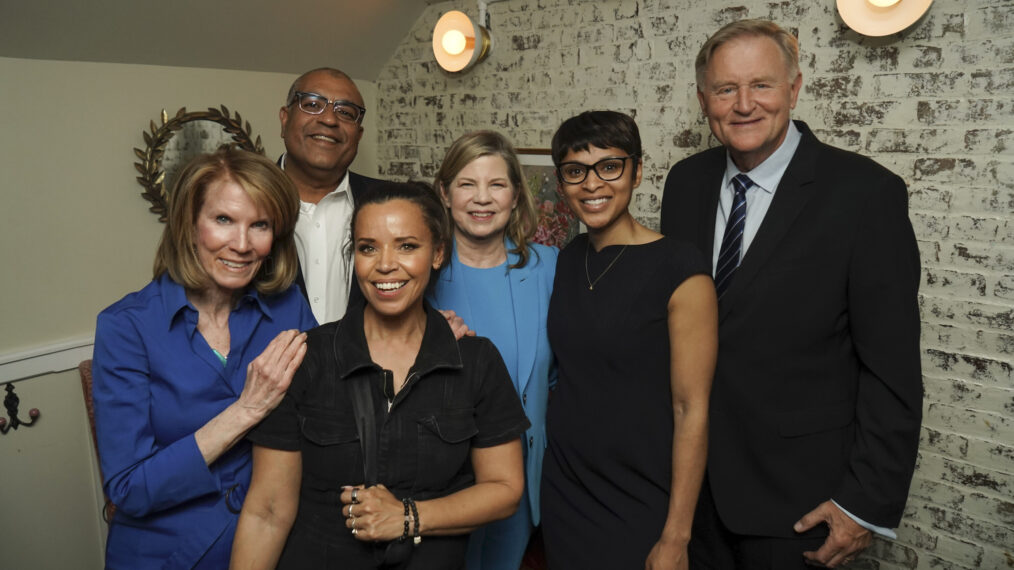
[429,131,557,570]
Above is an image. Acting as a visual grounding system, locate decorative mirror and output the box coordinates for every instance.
[133,106,265,222]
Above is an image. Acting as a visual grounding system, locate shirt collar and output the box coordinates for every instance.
[157,272,272,331]
[332,300,463,380]
[723,120,802,194]
[279,152,351,200]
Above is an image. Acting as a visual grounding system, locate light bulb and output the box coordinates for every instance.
[867,0,901,7]
[442,30,467,56]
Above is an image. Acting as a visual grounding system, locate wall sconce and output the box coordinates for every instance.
[837,0,933,36]
[433,0,507,73]
[0,383,40,435]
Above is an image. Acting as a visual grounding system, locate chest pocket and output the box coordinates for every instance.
[414,410,478,492]
[299,409,364,489]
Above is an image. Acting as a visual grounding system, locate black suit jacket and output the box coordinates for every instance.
[660,121,922,537]
[288,169,386,314]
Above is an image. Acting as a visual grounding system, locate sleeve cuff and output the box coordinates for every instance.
[832,499,897,539]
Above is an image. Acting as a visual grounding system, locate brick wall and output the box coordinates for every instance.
[374,1,1014,568]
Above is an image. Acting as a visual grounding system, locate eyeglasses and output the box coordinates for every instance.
[288,91,366,124]
[556,155,638,184]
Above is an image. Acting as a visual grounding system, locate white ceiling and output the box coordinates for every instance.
[0,0,437,81]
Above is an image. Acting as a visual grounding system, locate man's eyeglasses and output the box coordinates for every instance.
[556,155,638,184]
[288,91,366,124]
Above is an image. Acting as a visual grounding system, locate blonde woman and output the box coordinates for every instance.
[429,131,558,570]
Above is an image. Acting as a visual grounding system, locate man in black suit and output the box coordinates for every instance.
[660,19,922,569]
[279,67,383,323]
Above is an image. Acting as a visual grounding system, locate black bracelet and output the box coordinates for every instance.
[400,498,410,542]
[408,497,421,546]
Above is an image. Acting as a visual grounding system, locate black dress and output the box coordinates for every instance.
[541,234,709,569]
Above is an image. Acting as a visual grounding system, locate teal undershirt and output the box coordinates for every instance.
[211,348,227,367]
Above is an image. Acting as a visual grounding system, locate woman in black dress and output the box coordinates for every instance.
[541,111,718,569]
[232,182,530,570]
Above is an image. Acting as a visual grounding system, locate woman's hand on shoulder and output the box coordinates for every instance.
[236,330,307,420]
[439,309,475,339]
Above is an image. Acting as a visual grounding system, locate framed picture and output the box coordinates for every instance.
[517,148,582,248]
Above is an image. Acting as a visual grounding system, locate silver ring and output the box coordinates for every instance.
[351,488,359,503]
[348,504,355,517]
[352,527,359,536]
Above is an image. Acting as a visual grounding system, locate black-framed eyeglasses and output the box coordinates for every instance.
[288,91,366,124]
[556,155,638,184]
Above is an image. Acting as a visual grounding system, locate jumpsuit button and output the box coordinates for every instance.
[529,436,534,448]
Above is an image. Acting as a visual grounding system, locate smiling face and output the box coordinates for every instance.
[442,154,518,248]
[279,70,364,186]
[558,145,641,235]
[193,176,274,298]
[354,199,445,319]
[697,34,802,172]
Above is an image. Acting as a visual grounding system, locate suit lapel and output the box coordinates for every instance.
[698,152,726,259]
[718,124,820,321]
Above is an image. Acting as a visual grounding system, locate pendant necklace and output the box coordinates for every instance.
[585,241,628,290]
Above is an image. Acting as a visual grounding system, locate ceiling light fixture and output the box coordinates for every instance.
[837,0,933,36]
[433,0,506,73]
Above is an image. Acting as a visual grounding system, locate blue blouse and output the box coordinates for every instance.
[92,273,316,569]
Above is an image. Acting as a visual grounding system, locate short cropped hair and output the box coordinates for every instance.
[551,110,642,178]
[285,67,355,105]
[153,147,300,295]
[349,181,452,271]
[695,19,799,88]
[434,131,538,269]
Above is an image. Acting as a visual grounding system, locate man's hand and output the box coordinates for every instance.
[795,501,872,567]
[438,309,474,340]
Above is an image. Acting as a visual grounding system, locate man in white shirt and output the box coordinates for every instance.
[279,68,383,324]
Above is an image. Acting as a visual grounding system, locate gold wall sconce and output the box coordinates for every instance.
[837,0,934,36]
[433,0,507,73]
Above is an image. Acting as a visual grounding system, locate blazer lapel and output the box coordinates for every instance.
[718,124,820,321]
[433,245,475,327]
[508,245,538,394]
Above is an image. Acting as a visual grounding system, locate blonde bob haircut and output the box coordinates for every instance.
[695,19,800,89]
[434,130,539,269]
[153,147,300,296]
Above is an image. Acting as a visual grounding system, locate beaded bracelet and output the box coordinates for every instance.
[400,498,411,542]
[408,497,421,545]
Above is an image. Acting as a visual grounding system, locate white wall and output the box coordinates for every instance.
[0,56,379,567]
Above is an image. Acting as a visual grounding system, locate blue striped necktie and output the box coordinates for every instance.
[715,174,753,298]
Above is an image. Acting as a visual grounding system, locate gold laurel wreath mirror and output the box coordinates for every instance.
[133,106,265,222]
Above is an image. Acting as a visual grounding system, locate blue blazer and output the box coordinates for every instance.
[428,239,557,525]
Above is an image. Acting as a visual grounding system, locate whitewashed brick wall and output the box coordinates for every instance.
[374,1,1014,568]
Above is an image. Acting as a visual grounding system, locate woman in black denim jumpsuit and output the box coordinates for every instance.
[232,182,531,570]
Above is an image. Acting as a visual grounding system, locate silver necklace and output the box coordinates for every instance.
[585,242,628,290]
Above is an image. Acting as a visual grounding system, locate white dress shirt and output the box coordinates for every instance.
[711,121,801,272]
[282,155,355,324]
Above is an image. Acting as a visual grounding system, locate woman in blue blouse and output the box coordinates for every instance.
[92,148,316,569]
[429,131,558,570]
